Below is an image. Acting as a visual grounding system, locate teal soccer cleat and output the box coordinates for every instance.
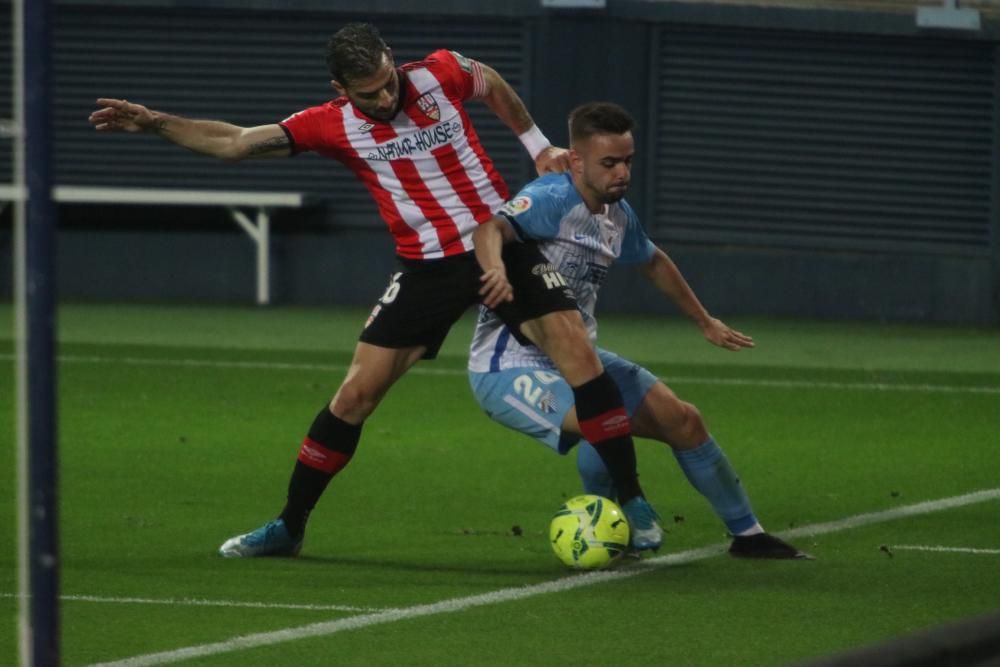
[622,496,663,551]
[218,518,303,558]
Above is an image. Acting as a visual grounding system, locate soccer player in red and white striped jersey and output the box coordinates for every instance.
[90,23,654,558]
[280,47,506,262]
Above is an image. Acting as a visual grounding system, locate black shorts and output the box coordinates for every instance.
[359,242,577,359]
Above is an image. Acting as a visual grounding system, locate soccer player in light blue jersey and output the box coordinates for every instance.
[470,101,810,559]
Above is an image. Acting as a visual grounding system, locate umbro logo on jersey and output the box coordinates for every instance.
[416,93,441,122]
[358,122,375,133]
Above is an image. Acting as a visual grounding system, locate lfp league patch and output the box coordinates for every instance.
[500,196,532,217]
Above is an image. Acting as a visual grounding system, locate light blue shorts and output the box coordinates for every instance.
[468,348,658,455]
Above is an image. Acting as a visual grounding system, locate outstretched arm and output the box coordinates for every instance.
[473,216,518,308]
[477,65,570,175]
[88,98,291,161]
[639,247,754,351]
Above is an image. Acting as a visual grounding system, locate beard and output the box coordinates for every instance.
[600,184,629,204]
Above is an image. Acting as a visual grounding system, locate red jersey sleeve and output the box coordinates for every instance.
[279,102,345,157]
[423,49,488,101]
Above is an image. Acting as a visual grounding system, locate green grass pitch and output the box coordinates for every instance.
[1,303,998,666]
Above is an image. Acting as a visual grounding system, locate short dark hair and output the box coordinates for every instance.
[325,23,391,84]
[568,102,635,145]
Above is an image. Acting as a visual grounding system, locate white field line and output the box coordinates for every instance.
[891,545,1000,555]
[777,488,1000,541]
[0,593,388,613]
[86,487,1000,667]
[1,353,998,395]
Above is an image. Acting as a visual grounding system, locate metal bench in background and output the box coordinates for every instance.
[0,185,310,305]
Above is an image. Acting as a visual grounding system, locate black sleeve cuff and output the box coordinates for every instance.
[501,213,525,242]
[278,123,299,156]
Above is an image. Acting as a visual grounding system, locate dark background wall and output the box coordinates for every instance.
[1,0,998,324]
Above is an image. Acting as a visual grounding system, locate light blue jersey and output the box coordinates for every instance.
[468,173,764,538]
[467,172,656,372]
[468,171,659,452]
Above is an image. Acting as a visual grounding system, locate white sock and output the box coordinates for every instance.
[736,522,765,537]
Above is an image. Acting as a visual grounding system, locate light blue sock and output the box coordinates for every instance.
[575,442,617,499]
[673,437,758,535]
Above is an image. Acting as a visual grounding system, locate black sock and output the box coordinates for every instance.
[279,407,362,538]
[573,372,642,504]
[591,441,643,505]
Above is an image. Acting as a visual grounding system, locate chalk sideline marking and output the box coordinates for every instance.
[890,544,1000,555]
[2,353,997,395]
[0,593,387,613]
[87,487,1000,667]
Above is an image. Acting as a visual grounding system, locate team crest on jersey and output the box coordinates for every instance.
[500,196,532,216]
[537,390,557,414]
[358,122,375,133]
[416,93,440,122]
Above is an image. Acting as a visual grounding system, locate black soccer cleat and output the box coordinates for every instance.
[728,533,814,560]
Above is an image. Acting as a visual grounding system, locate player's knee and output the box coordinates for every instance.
[668,401,709,449]
[329,382,381,421]
[678,401,708,448]
[525,311,602,381]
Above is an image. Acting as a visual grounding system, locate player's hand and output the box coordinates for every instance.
[702,318,754,351]
[479,266,513,309]
[534,146,571,175]
[89,98,157,133]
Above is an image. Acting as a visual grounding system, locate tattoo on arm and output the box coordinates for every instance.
[247,135,290,156]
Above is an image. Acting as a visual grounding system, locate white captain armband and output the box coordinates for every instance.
[518,125,551,161]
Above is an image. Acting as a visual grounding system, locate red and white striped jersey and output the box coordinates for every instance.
[280,49,510,260]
